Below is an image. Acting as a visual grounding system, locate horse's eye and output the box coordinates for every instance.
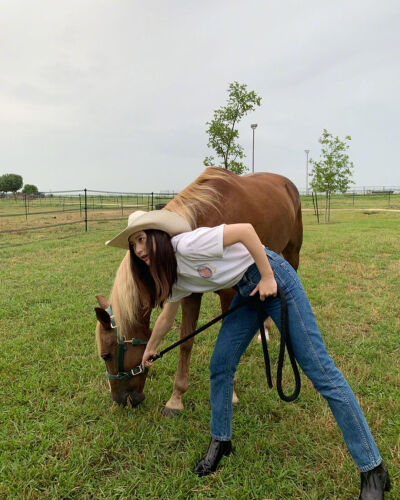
[101,353,112,361]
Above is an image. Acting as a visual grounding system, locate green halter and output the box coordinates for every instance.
[105,305,148,380]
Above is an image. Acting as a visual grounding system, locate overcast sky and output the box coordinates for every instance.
[1,1,399,192]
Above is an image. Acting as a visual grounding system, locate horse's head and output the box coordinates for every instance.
[95,294,150,407]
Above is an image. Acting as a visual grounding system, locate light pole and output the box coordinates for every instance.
[304,149,310,195]
[251,124,258,173]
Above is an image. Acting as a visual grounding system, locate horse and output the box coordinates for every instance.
[95,167,303,414]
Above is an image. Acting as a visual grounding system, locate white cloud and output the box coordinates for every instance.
[0,0,399,191]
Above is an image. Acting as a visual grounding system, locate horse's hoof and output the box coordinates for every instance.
[161,407,182,418]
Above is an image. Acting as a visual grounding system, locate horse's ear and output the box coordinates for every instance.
[95,307,112,330]
[96,294,110,309]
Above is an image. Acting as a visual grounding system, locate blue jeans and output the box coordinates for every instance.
[209,249,382,472]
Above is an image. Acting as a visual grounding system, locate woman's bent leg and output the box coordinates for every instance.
[267,258,382,472]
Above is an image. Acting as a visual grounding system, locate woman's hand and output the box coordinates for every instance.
[223,225,277,299]
[141,349,158,368]
[250,275,277,301]
[140,301,179,368]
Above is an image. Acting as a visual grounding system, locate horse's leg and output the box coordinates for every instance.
[163,293,202,417]
[282,204,303,271]
[215,288,241,404]
[257,317,272,343]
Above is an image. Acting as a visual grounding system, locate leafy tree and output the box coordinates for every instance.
[310,129,354,222]
[22,184,39,195]
[204,81,262,175]
[0,174,23,198]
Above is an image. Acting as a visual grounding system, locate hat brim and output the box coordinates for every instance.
[105,210,192,249]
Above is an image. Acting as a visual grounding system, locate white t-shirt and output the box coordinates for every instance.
[168,224,255,302]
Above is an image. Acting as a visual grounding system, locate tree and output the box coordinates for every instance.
[204,81,262,175]
[22,184,39,195]
[0,174,23,198]
[310,129,354,223]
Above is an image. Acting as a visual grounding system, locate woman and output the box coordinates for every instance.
[106,210,390,498]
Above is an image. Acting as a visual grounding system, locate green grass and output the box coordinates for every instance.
[0,210,399,499]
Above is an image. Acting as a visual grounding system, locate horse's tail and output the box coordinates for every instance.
[282,181,303,271]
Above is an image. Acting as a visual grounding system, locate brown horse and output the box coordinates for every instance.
[95,167,303,413]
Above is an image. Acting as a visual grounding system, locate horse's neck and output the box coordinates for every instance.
[110,257,152,341]
[125,309,152,340]
[115,301,152,341]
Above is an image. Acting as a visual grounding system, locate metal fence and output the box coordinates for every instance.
[0,189,176,234]
[1,186,399,234]
[298,185,400,196]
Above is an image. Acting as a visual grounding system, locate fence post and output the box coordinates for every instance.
[79,194,82,217]
[121,195,123,216]
[84,189,88,232]
[313,192,320,224]
[24,194,28,221]
[151,192,154,211]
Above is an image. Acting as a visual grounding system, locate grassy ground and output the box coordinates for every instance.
[0,209,399,499]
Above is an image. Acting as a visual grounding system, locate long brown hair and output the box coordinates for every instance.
[129,229,177,309]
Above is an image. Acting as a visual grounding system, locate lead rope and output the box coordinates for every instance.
[255,287,301,402]
[151,286,301,403]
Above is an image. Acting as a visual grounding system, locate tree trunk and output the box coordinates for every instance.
[328,191,331,222]
[324,192,328,223]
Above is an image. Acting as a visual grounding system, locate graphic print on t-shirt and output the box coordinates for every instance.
[196,264,216,279]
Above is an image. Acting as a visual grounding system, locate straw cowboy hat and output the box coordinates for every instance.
[105,210,192,249]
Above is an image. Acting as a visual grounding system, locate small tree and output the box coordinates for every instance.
[22,184,39,195]
[204,81,262,175]
[310,129,354,222]
[0,174,23,199]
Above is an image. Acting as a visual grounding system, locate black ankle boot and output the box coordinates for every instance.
[359,462,391,499]
[193,438,232,477]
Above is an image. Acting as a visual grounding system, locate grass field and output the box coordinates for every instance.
[0,209,399,499]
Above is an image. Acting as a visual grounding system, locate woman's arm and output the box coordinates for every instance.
[223,223,277,300]
[141,300,180,367]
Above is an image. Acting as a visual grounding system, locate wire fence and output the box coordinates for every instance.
[0,186,399,234]
[300,189,400,211]
[298,185,400,196]
[0,189,176,234]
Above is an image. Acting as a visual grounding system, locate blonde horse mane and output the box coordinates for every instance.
[164,166,231,228]
[109,252,141,337]
[110,167,235,334]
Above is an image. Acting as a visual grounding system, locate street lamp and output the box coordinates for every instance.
[304,149,310,195]
[251,124,258,173]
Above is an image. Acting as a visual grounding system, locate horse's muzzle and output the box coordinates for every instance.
[112,391,145,408]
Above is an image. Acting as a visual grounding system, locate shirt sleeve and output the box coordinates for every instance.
[167,286,191,303]
[173,225,225,260]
